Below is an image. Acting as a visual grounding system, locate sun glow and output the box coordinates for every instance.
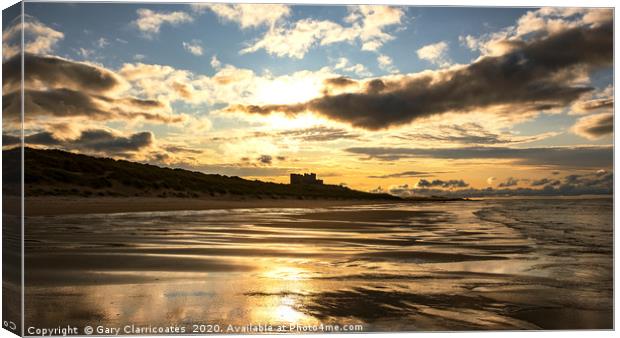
[254,77,324,105]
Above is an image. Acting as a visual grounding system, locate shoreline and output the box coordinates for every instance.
[23,196,406,216]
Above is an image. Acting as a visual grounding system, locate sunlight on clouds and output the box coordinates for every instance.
[262,113,327,130]
[572,112,613,140]
[2,15,64,59]
[10,5,612,194]
[194,3,290,29]
[219,137,282,162]
[240,5,404,58]
[377,54,399,74]
[133,8,193,37]
[461,7,612,58]
[120,61,334,108]
[416,41,452,67]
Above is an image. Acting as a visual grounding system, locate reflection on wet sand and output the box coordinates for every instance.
[25,199,612,331]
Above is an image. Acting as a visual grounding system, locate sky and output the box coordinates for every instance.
[1,2,614,197]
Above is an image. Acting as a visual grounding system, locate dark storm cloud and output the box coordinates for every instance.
[226,20,612,130]
[345,146,612,168]
[2,53,123,93]
[22,129,154,154]
[417,179,469,188]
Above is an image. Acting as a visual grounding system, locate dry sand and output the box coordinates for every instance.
[24,196,400,216]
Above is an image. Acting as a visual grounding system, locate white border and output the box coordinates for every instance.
[0,1,617,338]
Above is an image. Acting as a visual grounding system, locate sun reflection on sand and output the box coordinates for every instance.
[24,200,613,330]
[275,297,305,323]
[262,266,308,281]
[246,264,321,325]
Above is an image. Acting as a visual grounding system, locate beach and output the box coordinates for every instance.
[24,196,405,216]
[23,198,613,331]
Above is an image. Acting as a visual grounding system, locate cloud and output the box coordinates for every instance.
[96,37,109,48]
[382,171,612,198]
[277,126,360,142]
[416,41,451,67]
[385,179,468,197]
[226,19,612,129]
[323,76,359,90]
[531,178,561,186]
[487,177,496,185]
[345,64,372,77]
[417,179,469,188]
[386,184,413,197]
[572,112,613,140]
[369,171,450,179]
[3,88,179,126]
[332,57,373,77]
[2,15,64,59]
[240,5,404,58]
[2,54,183,125]
[195,3,290,29]
[163,145,203,154]
[20,129,154,155]
[570,85,613,115]
[461,8,612,57]
[345,145,613,168]
[77,48,95,59]
[190,164,291,178]
[240,19,351,59]
[210,126,359,143]
[347,5,405,51]
[210,55,221,69]
[182,40,203,56]
[3,53,126,94]
[118,60,336,108]
[498,177,520,187]
[394,123,557,145]
[133,8,193,37]
[257,154,273,165]
[377,54,399,74]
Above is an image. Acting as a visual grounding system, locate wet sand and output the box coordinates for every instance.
[24,196,401,216]
[24,199,612,331]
